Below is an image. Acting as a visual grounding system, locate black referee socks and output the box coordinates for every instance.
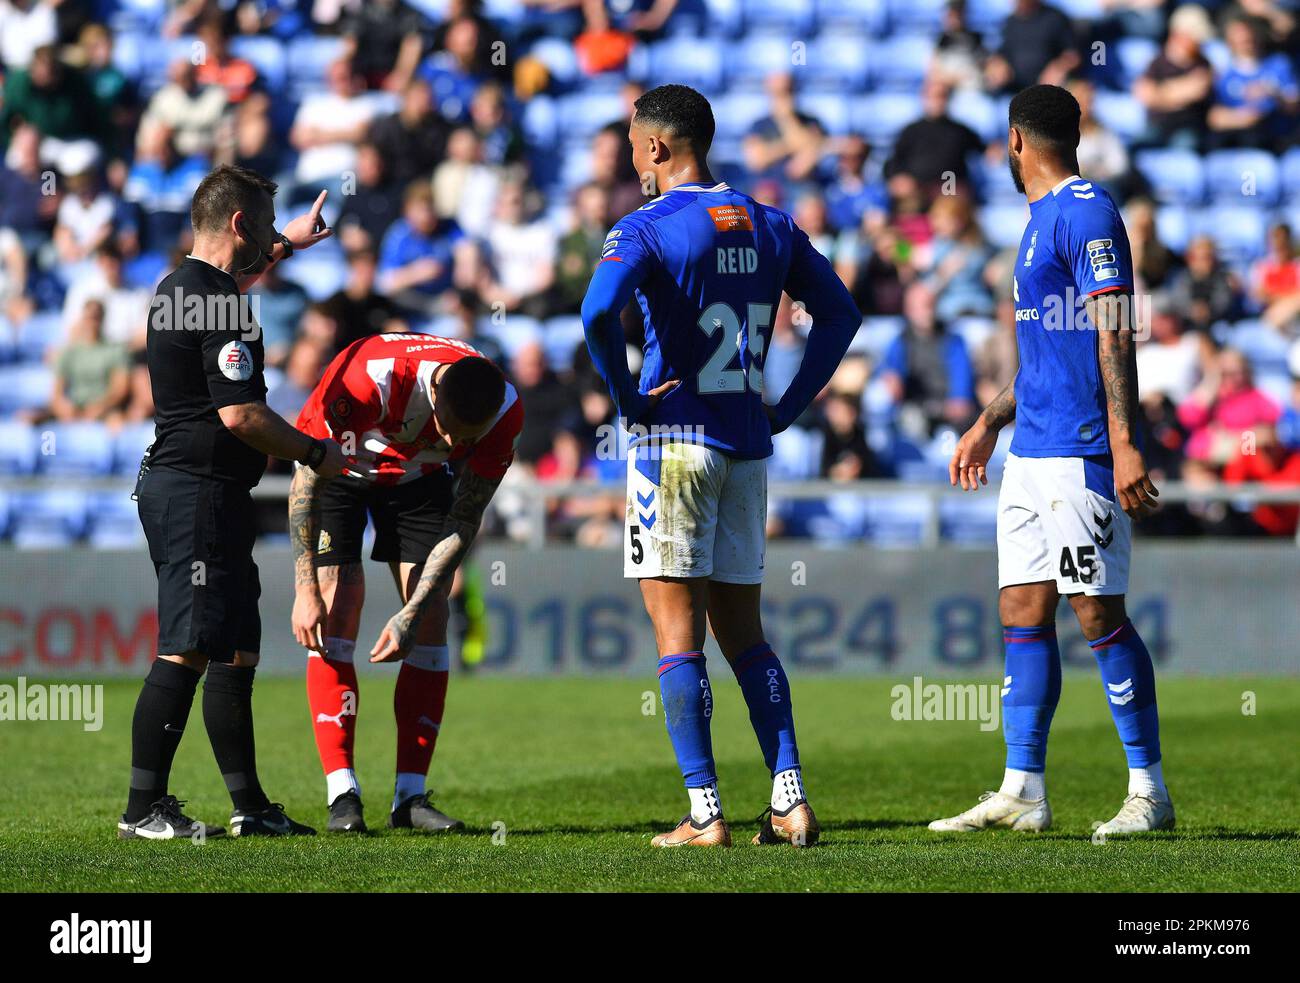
[125,658,201,823]
[202,663,271,814]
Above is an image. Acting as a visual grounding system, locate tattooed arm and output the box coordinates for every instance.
[949,375,1017,491]
[289,464,331,653]
[1088,292,1159,518]
[369,469,502,663]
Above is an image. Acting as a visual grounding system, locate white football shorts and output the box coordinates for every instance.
[997,452,1131,596]
[624,440,767,583]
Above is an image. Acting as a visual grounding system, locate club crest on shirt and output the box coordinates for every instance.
[218,340,253,381]
[332,396,352,420]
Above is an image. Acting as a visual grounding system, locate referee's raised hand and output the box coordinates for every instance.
[281,190,334,252]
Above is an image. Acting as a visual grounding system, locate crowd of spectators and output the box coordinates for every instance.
[1,0,1299,546]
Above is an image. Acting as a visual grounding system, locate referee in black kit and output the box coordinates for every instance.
[120,165,345,839]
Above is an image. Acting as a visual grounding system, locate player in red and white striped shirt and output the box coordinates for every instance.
[289,333,522,833]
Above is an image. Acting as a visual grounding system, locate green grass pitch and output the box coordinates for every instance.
[1,674,1297,892]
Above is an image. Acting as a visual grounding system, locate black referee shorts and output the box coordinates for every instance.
[314,468,455,568]
[136,466,261,662]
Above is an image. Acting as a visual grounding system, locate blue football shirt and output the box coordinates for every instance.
[1009,176,1134,458]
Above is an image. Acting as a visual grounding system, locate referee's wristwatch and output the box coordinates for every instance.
[301,437,327,470]
[277,232,294,259]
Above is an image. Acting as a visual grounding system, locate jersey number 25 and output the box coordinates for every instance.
[696,301,771,395]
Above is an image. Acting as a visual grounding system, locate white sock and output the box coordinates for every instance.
[393,772,426,811]
[687,784,721,824]
[772,768,805,812]
[999,768,1046,801]
[1128,761,1167,800]
[325,768,359,805]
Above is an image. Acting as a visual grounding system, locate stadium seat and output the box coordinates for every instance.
[541,316,588,370]
[949,89,1000,144]
[0,420,40,475]
[1204,150,1281,207]
[863,494,932,547]
[479,315,544,362]
[287,35,346,95]
[814,0,888,34]
[646,36,725,91]
[743,0,817,34]
[14,310,66,364]
[800,92,852,134]
[851,316,904,358]
[557,91,626,140]
[885,0,947,33]
[230,36,287,93]
[1134,149,1204,205]
[0,364,54,415]
[966,0,1013,32]
[1091,90,1147,141]
[938,492,1000,545]
[869,35,934,90]
[849,92,922,147]
[114,421,156,476]
[10,489,90,548]
[1226,320,1291,376]
[1281,148,1300,199]
[280,256,347,301]
[1113,37,1160,91]
[0,489,10,539]
[978,202,1029,250]
[1194,207,1268,263]
[713,90,772,140]
[521,95,559,152]
[39,423,116,477]
[1055,0,1104,18]
[1154,204,1192,252]
[769,426,825,480]
[951,316,995,353]
[804,34,874,89]
[87,490,146,550]
[528,37,581,88]
[727,34,802,86]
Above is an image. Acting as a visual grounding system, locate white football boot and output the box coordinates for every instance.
[1095,793,1175,836]
[928,791,1052,832]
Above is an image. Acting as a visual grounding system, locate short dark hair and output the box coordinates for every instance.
[440,356,506,427]
[633,84,715,152]
[191,164,277,235]
[1008,84,1080,162]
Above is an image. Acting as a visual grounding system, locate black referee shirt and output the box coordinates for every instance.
[145,257,269,487]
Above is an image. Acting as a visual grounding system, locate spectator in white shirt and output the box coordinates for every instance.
[142,59,228,159]
[477,180,557,318]
[290,57,375,186]
[0,0,57,71]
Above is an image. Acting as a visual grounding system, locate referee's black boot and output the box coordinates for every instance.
[118,795,226,841]
[326,791,367,834]
[230,802,317,837]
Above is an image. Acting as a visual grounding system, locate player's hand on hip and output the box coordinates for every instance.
[644,378,680,412]
[312,439,348,479]
[370,610,418,663]
[949,421,997,490]
[281,190,333,252]
[1112,442,1159,518]
[291,590,328,654]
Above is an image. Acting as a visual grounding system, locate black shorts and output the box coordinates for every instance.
[315,468,455,567]
[136,466,261,662]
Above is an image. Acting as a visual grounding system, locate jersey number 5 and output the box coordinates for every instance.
[696,302,771,395]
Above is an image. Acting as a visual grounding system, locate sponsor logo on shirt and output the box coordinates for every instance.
[217,340,254,381]
[1086,238,1119,281]
[707,205,754,232]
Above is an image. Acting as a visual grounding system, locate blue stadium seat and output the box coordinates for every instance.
[87,490,146,550]
[230,36,287,93]
[0,489,10,539]
[557,91,626,140]
[743,0,817,34]
[800,92,852,134]
[1134,148,1203,205]
[114,421,156,476]
[14,310,66,364]
[1226,320,1291,376]
[869,35,934,90]
[1204,149,1281,207]
[479,315,543,362]
[885,0,947,33]
[1091,90,1147,140]
[10,489,90,548]
[1281,148,1300,199]
[111,29,147,80]
[949,89,1000,143]
[647,36,725,91]
[0,420,40,475]
[39,422,116,477]
[528,37,581,88]
[1194,206,1268,263]
[849,92,921,147]
[726,34,801,86]
[851,316,903,358]
[939,492,999,545]
[769,426,825,480]
[713,90,772,140]
[521,95,559,149]
[541,316,588,370]
[286,35,346,95]
[815,0,888,34]
[140,36,199,92]
[1154,204,1192,252]
[976,154,1022,202]
[951,316,995,353]
[978,202,1029,250]
[1113,37,1159,90]
[863,494,931,547]
[804,34,873,89]
[0,364,54,415]
[280,256,347,301]
[966,0,1013,33]
[1055,0,1104,18]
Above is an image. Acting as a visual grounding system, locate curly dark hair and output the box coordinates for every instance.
[633,84,715,153]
